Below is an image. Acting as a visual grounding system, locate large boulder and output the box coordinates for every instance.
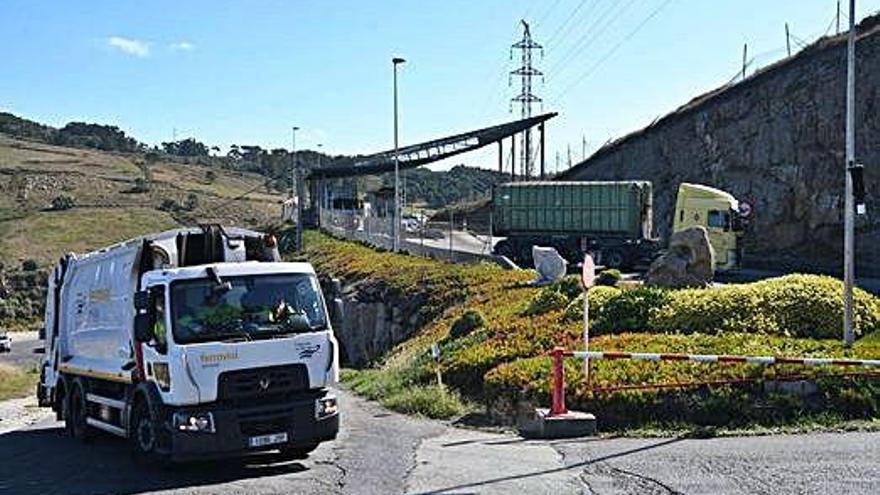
[531,246,568,286]
[646,226,715,288]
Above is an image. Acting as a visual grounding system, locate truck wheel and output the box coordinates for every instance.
[65,381,93,441]
[130,400,163,463]
[278,443,319,461]
[603,249,625,270]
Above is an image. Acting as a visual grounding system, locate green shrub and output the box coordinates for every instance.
[523,287,569,316]
[450,309,486,339]
[158,198,181,212]
[21,259,38,271]
[596,287,670,333]
[563,285,622,323]
[649,274,880,339]
[50,195,75,211]
[596,268,622,287]
[555,275,584,300]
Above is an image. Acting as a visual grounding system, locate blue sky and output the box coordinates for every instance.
[1,0,878,171]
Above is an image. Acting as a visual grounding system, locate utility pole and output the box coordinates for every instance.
[843,0,856,346]
[392,57,406,252]
[582,135,587,161]
[510,20,543,179]
[785,23,791,57]
[837,0,842,34]
[292,126,303,250]
[567,144,572,169]
[556,151,560,174]
[742,43,748,80]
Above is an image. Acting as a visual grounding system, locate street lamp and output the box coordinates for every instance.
[392,56,405,252]
[292,125,303,250]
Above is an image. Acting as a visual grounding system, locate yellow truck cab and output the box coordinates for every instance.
[672,183,748,271]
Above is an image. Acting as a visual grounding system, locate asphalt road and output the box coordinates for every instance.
[2,385,879,494]
[404,229,500,256]
[0,331,42,369]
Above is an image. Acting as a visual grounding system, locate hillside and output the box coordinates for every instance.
[0,132,285,330]
[0,134,283,267]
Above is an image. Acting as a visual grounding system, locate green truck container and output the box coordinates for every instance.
[492,181,658,269]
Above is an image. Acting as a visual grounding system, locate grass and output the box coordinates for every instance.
[0,207,178,265]
[0,364,38,401]
[341,369,467,419]
[303,230,880,430]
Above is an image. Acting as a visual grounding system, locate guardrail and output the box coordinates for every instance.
[547,346,880,416]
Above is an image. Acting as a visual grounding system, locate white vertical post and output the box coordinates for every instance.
[583,286,589,384]
[581,255,595,385]
[844,0,856,346]
[392,57,406,252]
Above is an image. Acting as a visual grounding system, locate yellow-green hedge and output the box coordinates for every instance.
[649,275,880,339]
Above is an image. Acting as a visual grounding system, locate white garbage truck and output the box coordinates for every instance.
[37,225,340,462]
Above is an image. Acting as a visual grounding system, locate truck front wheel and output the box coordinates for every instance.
[130,400,162,463]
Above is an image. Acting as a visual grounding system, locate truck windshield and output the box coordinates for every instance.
[170,273,327,344]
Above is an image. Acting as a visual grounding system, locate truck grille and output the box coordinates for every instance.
[217,364,309,404]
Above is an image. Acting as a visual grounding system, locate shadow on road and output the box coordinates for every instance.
[0,425,308,495]
[412,436,685,495]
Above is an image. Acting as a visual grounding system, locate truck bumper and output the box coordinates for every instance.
[166,389,339,461]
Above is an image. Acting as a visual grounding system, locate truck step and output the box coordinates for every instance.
[86,417,126,437]
[86,393,125,410]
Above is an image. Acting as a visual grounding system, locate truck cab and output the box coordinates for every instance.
[672,183,749,271]
[38,226,340,462]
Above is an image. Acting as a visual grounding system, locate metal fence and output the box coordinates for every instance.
[319,209,497,265]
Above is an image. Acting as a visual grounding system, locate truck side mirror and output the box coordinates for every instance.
[134,313,152,343]
[134,290,150,311]
[330,298,345,327]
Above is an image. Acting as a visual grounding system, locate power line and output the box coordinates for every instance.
[535,0,566,30]
[554,0,674,101]
[548,0,636,77]
[545,0,594,47]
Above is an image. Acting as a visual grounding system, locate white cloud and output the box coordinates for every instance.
[107,36,150,57]
[169,40,195,51]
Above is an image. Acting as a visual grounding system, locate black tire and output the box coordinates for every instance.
[65,381,93,441]
[278,443,319,461]
[130,399,166,464]
[603,249,625,270]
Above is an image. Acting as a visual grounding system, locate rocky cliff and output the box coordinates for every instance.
[560,15,880,276]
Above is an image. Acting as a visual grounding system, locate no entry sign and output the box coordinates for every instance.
[581,254,595,289]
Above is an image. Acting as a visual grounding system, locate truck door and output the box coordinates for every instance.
[706,210,732,267]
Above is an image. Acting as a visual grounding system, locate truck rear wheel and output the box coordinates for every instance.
[603,249,625,270]
[65,381,93,441]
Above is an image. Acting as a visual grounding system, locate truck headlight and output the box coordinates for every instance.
[172,411,215,433]
[152,362,171,392]
[316,396,338,418]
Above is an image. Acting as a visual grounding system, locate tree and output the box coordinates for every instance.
[161,138,210,157]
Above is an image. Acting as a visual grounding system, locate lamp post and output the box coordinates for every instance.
[843,0,856,346]
[392,56,405,251]
[292,125,303,251]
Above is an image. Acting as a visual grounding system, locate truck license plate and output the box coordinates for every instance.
[249,432,288,448]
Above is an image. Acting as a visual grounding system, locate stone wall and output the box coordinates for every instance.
[560,16,880,276]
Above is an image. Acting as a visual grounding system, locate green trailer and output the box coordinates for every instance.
[492,181,659,269]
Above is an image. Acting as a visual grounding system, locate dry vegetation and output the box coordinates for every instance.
[0,134,283,267]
